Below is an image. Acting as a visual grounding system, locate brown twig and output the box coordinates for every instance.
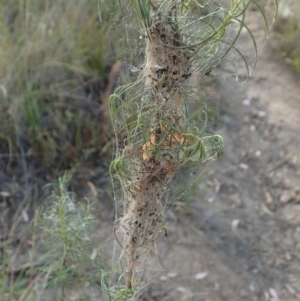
[4,261,45,274]
[102,60,123,110]
[17,272,45,301]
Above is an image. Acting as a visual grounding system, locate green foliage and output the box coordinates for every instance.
[35,174,105,298]
[272,4,300,71]
[101,271,134,301]
[0,174,107,300]
[119,0,277,80]
[0,0,116,171]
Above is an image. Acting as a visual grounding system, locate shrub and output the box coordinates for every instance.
[108,0,277,299]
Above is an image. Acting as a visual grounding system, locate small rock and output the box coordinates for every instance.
[257,111,266,118]
[280,191,293,203]
[269,287,279,300]
[231,219,240,230]
[264,291,270,300]
[0,191,10,197]
[255,150,261,157]
[250,124,256,131]
[167,272,177,278]
[176,287,186,292]
[194,271,208,280]
[292,156,298,164]
[213,178,221,193]
[21,210,29,223]
[265,192,273,204]
[285,252,292,261]
[249,283,256,292]
[208,197,215,203]
[240,163,249,170]
[242,98,252,106]
[285,283,296,295]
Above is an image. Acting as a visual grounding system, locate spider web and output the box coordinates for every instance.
[107,0,277,293]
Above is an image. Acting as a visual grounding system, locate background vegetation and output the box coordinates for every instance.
[0,0,117,184]
[0,1,119,299]
[272,0,300,71]
[1,0,298,300]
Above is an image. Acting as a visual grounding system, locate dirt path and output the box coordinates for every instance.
[143,21,300,301]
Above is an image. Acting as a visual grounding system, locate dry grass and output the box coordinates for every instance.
[0,1,120,298]
[0,0,117,176]
[271,0,300,71]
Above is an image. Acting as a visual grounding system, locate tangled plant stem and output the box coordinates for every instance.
[109,0,277,298]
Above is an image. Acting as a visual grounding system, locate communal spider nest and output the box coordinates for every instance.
[108,0,276,298]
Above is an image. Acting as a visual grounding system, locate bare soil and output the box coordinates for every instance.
[99,21,300,299]
[140,24,300,301]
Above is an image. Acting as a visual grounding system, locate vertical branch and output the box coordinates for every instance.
[109,0,277,297]
[117,4,196,290]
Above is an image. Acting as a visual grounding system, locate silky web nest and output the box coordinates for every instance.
[107,0,276,294]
